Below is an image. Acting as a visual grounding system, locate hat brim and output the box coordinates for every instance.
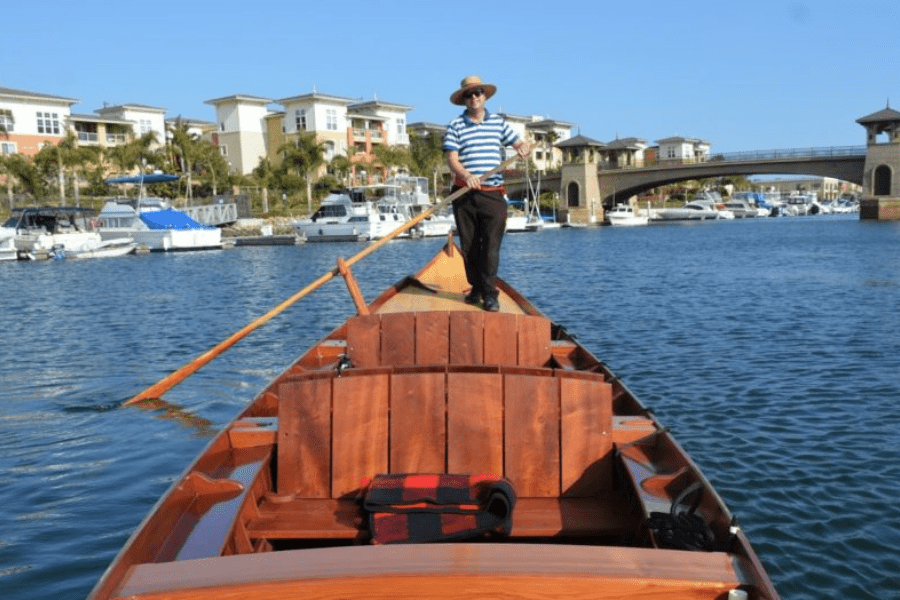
[450,83,497,105]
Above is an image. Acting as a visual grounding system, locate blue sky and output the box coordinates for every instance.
[3,0,897,153]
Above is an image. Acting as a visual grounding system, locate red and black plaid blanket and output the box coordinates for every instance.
[359,474,516,545]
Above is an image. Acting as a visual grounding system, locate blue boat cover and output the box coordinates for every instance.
[106,173,180,185]
[140,210,214,230]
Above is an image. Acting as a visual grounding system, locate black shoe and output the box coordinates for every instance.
[483,296,500,312]
[464,290,482,305]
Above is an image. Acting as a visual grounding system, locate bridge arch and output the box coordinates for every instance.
[874,164,892,195]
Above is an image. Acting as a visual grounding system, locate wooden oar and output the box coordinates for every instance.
[124,156,521,405]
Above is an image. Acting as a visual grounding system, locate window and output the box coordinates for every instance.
[326,108,338,131]
[219,145,228,157]
[0,109,14,132]
[1,141,16,155]
[36,111,60,135]
[396,118,405,136]
[220,122,226,132]
[140,119,152,135]
[295,109,307,132]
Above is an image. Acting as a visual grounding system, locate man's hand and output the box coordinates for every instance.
[516,141,531,159]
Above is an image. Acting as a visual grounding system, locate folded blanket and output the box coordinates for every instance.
[360,474,516,545]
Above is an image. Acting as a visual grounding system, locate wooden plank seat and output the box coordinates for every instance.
[264,361,619,542]
[346,311,552,369]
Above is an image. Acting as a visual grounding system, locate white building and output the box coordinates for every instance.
[94,103,168,149]
[655,136,710,163]
[204,94,273,175]
[0,86,77,156]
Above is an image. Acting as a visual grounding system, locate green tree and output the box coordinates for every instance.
[278,133,325,211]
[329,155,352,186]
[409,131,445,195]
[252,157,276,213]
[2,153,44,201]
[372,144,411,179]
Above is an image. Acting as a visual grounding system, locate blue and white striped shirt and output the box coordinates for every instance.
[443,110,519,187]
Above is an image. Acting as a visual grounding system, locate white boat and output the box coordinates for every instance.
[651,191,733,221]
[294,185,406,243]
[383,176,456,238]
[97,197,223,252]
[66,238,137,259]
[505,211,529,232]
[416,208,456,237]
[724,193,762,218]
[0,225,17,261]
[10,206,136,260]
[607,204,649,226]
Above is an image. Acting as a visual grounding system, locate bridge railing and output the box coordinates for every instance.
[589,145,867,172]
[709,145,866,163]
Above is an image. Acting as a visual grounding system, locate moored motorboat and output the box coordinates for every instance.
[294,185,407,242]
[9,206,136,260]
[0,224,17,261]
[607,203,649,226]
[90,237,780,600]
[97,197,222,252]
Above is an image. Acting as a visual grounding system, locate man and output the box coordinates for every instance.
[444,75,530,312]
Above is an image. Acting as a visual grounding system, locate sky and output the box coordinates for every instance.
[3,0,898,154]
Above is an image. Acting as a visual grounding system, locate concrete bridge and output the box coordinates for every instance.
[505,146,866,210]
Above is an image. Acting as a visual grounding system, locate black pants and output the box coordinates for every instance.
[452,187,507,299]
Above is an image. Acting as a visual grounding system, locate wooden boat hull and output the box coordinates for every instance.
[90,240,779,600]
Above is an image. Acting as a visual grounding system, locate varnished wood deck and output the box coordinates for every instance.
[118,544,744,599]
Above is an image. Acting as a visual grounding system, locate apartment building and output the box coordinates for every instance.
[262,93,413,172]
[205,94,272,175]
[0,86,180,160]
[0,86,78,156]
[655,136,711,163]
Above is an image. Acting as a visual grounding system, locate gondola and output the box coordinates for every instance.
[89,235,779,600]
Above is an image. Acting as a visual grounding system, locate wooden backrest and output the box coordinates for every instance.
[276,367,612,500]
[346,312,552,369]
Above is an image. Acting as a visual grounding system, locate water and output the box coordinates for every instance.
[1,215,898,599]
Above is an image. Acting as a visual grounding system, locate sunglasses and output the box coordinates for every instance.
[463,88,485,100]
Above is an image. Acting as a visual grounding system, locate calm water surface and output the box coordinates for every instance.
[1,215,898,599]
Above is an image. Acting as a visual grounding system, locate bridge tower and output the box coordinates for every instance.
[557,134,604,225]
[857,103,900,220]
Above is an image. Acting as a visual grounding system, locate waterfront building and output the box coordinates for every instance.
[94,103,168,150]
[654,136,711,164]
[601,136,648,169]
[261,92,413,182]
[204,95,272,175]
[498,113,574,171]
[0,86,78,156]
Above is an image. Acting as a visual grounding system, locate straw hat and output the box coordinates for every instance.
[450,75,497,106]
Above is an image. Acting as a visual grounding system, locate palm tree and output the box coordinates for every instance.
[409,131,444,196]
[329,155,352,186]
[278,133,325,212]
[168,118,202,202]
[372,144,411,180]
[253,157,277,213]
[34,134,97,205]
